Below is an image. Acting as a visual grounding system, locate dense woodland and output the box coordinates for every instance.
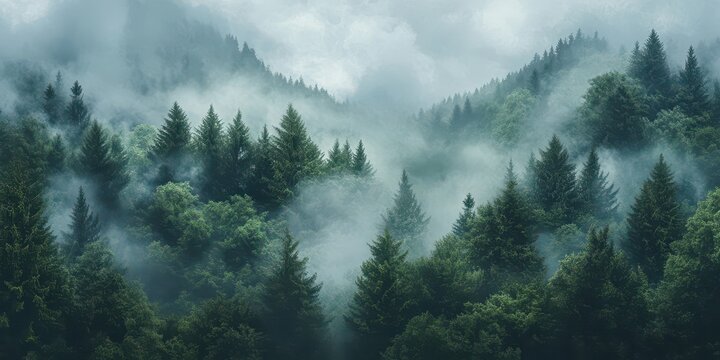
[3,23,720,360]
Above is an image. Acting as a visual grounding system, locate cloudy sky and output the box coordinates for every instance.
[1,0,718,110]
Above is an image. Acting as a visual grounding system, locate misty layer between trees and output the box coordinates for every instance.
[2,5,720,358]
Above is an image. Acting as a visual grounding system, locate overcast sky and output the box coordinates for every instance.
[1,0,718,110]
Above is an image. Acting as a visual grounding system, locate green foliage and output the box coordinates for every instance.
[79,121,130,205]
[351,140,374,177]
[346,230,412,359]
[248,125,275,207]
[676,46,710,118]
[221,110,254,197]
[529,135,578,224]
[546,227,649,359]
[452,193,475,237]
[153,102,192,184]
[576,148,618,220]
[631,29,672,115]
[63,187,101,261]
[624,156,684,283]
[194,105,225,200]
[65,80,90,142]
[491,89,536,145]
[382,170,430,257]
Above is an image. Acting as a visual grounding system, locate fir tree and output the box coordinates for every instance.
[65,80,90,141]
[469,162,543,287]
[637,30,672,115]
[248,125,275,207]
[628,41,642,78]
[676,46,710,118]
[0,164,70,358]
[625,155,684,283]
[340,140,353,166]
[63,187,101,261]
[346,230,412,359]
[79,121,129,206]
[262,232,325,360]
[528,69,541,95]
[325,139,350,174]
[42,83,61,124]
[382,170,430,257]
[577,148,618,220]
[194,105,225,200]
[531,135,578,223]
[270,104,323,201]
[351,140,374,177]
[452,193,475,237]
[152,102,191,184]
[222,110,253,197]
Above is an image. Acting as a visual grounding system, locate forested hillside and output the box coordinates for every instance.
[2,1,720,357]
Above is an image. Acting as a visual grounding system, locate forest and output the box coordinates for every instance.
[3,1,720,359]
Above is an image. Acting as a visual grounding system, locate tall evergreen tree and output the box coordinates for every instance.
[676,46,710,118]
[340,140,353,166]
[42,83,62,124]
[63,187,100,261]
[0,164,71,358]
[452,193,475,237]
[47,134,66,173]
[351,140,374,177]
[65,81,90,137]
[79,121,129,206]
[325,139,351,174]
[152,102,191,184]
[531,135,578,223]
[346,230,412,360]
[462,98,473,123]
[382,170,430,257]
[625,155,684,283]
[628,41,642,78]
[528,69,541,95]
[270,104,323,201]
[194,105,225,200]
[449,104,463,130]
[547,227,649,359]
[248,125,275,207]
[577,148,618,220]
[469,162,543,287]
[262,232,325,360]
[637,30,672,99]
[222,110,254,197]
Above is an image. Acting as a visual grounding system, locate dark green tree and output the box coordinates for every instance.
[636,30,672,101]
[531,135,578,223]
[528,69,541,95]
[152,102,191,184]
[576,148,618,220]
[47,134,66,173]
[270,104,323,202]
[79,121,129,206]
[262,232,325,360]
[194,105,225,200]
[62,187,100,261]
[351,140,374,177]
[452,193,475,237]
[65,80,90,141]
[676,46,710,118]
[624,155,684,283]
[713,80,720,125]
[0,164,71,358]
[248,125,275,207]
[42,83,62,124]
[382,170,430,257]
[222,110,254,197]
[546,227,649,359]
[325,139,351,174]
[346,230,412,359]
[627,41,642,78]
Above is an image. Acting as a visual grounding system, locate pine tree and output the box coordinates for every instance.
[346,230,411,359]
[340,140,353,166]
[577,148,618,220]
[676,46,710,118]
[270,104,323,201]
[222,110,253,197]
[382,170,430,257]
[262,232,325,360]
[531,135,578,223]
[469,162,543,287]
[547,227,648,359]
[152,102,191,159]
[637,30,672,115]
[462,97,473,123]
[79,121,129,206]
[0,164,70,358]
[625,155,684,283]
[325,139,350,174]
[351,140,374,177]
[63,187,100,261]
[248,125,275,207]
[42,83,61,124]
[452,193,475,237]
[449,104,463,130]
[528,69,541,95]
[65,80,90,141]
[194,105,225,200]
[628,41,642,78]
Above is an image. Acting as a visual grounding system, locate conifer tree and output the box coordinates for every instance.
[0,164,70,358]
[270,104,323,201]
[531,135,578,223]
[452,193,475,237]
[529,69,541,95]
[382,170,430,257]
[325,139,350,174]
[65,80,90,141]
[713,80,720,125]
[79,121,129,206]
[248,125,274,207]
[63,187,101,261]
[42,83,61,124]
[47,134,66,173]
[637,30,672,98]
[547,227,648,359]
[462,97,473,122]
[262,232,325,360]
[469,162,543,286]
[449,104,463,130]
[346,230,412,359]
[676,46,710,118]
[152,102,191,184]
[599,83,646,148]
[194,105,225,200]
[222,110,253,197]
[577,148,618,220]
[628,41,642,78]
[351,140,374,177]
[625,155,684,283]
[340,140,353,166]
